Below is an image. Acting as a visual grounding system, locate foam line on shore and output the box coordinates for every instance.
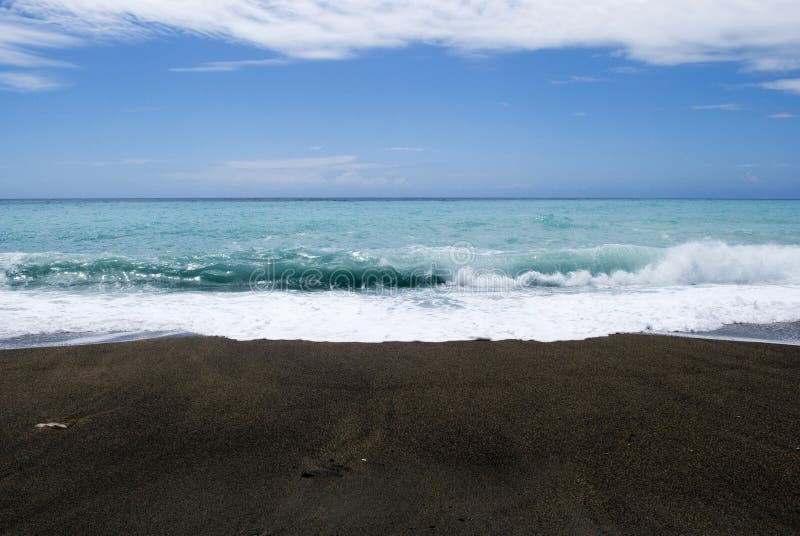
[3,284,800,344]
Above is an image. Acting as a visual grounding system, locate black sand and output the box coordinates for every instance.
[1,335,799,534]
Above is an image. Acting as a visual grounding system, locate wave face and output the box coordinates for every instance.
[3,241,800,291]
[2,199,800,343]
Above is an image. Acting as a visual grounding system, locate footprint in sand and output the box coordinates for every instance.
[301,464,349,478]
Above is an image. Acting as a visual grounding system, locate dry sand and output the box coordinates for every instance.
[1,335,799,534]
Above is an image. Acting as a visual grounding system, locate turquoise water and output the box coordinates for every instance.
[2,199,800,344]
[2,199,799,290]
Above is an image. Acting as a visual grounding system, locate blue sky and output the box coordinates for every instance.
[1,1,799,198]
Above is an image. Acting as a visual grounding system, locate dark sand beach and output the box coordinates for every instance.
[1,335,799,535]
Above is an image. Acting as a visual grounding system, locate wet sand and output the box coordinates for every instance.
[1,335,799,534]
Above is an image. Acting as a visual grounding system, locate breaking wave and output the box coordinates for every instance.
[2,241,799,291]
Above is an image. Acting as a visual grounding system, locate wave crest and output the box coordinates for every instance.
[507,242,800,288]
[2,241,799,291]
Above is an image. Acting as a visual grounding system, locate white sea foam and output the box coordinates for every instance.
[2,284,800,343]
[453,242,800,290]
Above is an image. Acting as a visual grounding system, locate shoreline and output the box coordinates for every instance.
[2,334,799,534]
[655,331,800,347]
[3,319,800,350]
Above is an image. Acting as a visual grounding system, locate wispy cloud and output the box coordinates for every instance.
[204,155,405,188]
[0,70,63,91]
[550,75,605,85]
[744,55,800,72]
[571,111,589,117]
[768,112,797,119]
[743,169,760,183]
[331,174,406,187]
[170,58,290,73]
[227,156,357,170]
[7,1,800,72]
[0,12,78,92]
[691,104,742,111]
[0,12,79,68]
[760,78,800,96]
[123,106,162,113]
[609,66,642,74]
[61,158,154,167]
[387,147,423,152]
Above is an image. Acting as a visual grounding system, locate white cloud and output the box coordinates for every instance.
[0,70,63,91]
[571,111,588,117]
[760,78,800,96]
[387,147,423,152]
[691,104,742,111]
[768,112,797,119]
[6,1,800,71]
[745,55,800,72]
[170,58,289,73]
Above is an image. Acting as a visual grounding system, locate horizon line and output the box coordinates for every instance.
[2,197,800,202]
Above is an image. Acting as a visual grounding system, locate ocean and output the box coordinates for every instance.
[2,198,800,347]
